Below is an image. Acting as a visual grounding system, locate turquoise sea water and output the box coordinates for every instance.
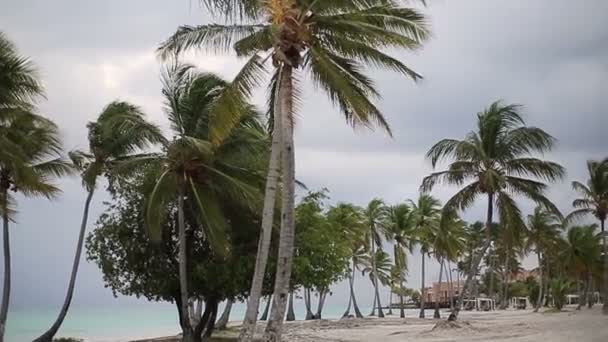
[7,301,393,342]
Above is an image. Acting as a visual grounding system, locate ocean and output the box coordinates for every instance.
[7,300,414,342]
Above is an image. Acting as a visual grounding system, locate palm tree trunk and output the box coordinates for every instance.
[239,71,283,342]
[601,219,608,315]
[587,270,594,309]
[500,250,510,310]
[370,232,384,318]
[260,296,271,321]
[448,193,494,321]
[388,289,393,315]
[316,290,327,319]
[576,275,584,311]
[343,266,354,318]
[34,189,95,341]
[419,251,426,318]
[350,263,363,318]
[446,261,454,311]
[202,299,219,342]
[489,252,495,302]
[434,258,445,319]
[534,252,543,312]
[399,279,405,318]
[286,291,295,321]
[0,191,11,342]
[216,299,233,330]
[264,65,296,342]
[369,289,377,316]
[304,288,314,320]
[177,183,195,342]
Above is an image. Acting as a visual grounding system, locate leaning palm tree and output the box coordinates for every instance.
[524,206,563,312]
[568,159,608,314]
[363,199,390,317]
[421,101,565,320]
[409,194,441,318]
[0,111,72,341]
[158,2,430,339]
[34,101,166,342]
[145,63,266,342]
[386,203,416,318]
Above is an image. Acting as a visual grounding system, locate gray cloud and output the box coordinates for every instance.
[1,0,606,311]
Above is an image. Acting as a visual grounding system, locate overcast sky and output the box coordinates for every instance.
[1,0,607,311]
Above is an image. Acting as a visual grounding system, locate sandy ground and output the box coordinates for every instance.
[136,306,608,342]
[276,307,608,342]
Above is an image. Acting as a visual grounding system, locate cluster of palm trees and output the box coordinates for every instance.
[2,0,608,341]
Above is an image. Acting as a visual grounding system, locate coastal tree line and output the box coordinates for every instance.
[1,1,607,342]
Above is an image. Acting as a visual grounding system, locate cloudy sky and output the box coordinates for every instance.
[1,0,607,311]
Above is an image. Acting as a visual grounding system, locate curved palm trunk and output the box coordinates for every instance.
[0,191,11,342]
[216,299,234,330]
[286,291,295,321]
[34,189,95,341]
[350,262,363,318]
[419,252,426,318]
[587,270,594,309]
[601,219,608,315]
[369,290,377,316]
[534,252,543,313]
[434,258,445,319]
[239,73,283,341]
[260,296,272,321]
[448,193,494,321]
[342,273,353,318]
[202,299,219,342]
[500,250,510,310]
[264,66,296,342]
[370,232,384,318]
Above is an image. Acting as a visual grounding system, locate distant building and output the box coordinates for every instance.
[511,268,539,282]
[424,281,465,303]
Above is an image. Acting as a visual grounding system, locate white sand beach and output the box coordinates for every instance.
[139,306,608,342]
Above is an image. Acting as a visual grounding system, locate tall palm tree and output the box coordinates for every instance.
[568,159,608,314]
[0,112,72,341]
[362,248,393,314]
[386,203,416,318]
[421,101,564,320]
[326,203,366,319]
[34,101,165,342]
[409,194,440,318]
[524,206,563,312]
[158,2,430,339]
[144,64,266,342]
[0,33,72,341]
[363,199,389,318]
[562,224,601,310]
[431,207,465,319]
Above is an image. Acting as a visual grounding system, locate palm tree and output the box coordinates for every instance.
[0,33,72,341]
[362,249,393,315]
[524,206,563,312]
[568,159,608,314]
[495,222,525,309]
[421,101,565,320]
[386,203,416,318]
[158,2,430,339]
[431,207,465,319]
[34,101,165,342]
[562,224,601,310]
[363,199,389,317]
[144,64,266,342]
[409,194,440,318]
[0,112,72,341]
[326,203,366,319]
